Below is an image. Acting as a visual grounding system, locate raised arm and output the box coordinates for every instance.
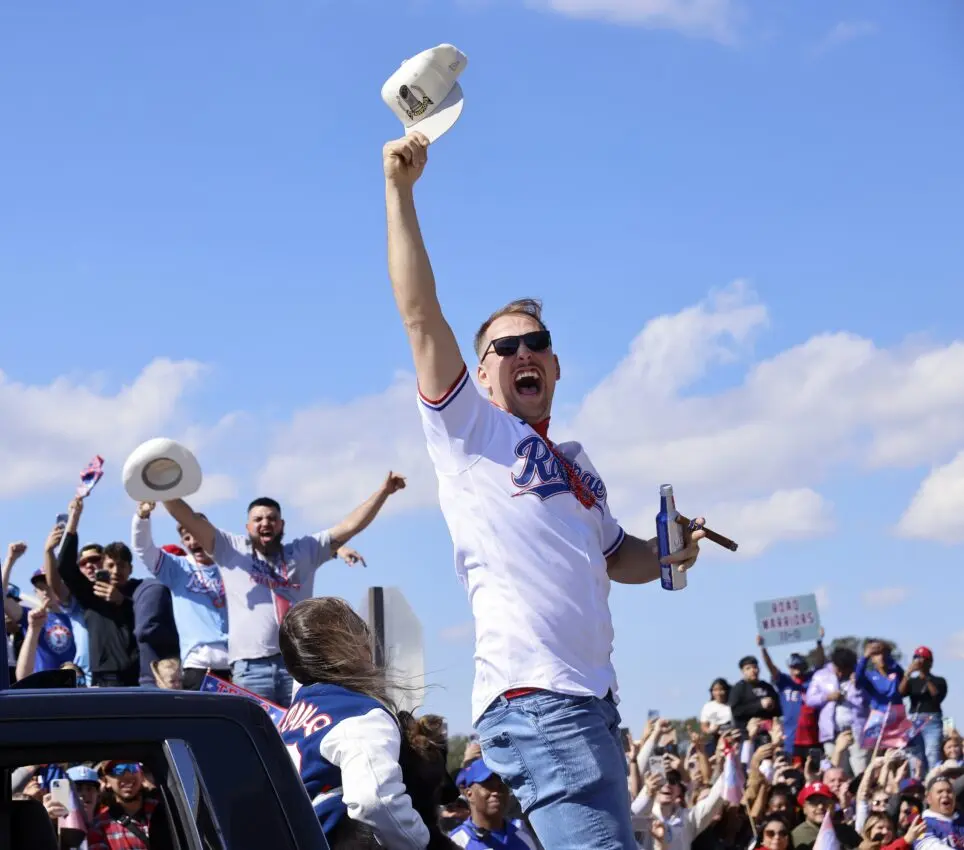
[757,636,782,681]
[43,520,69,605]
[383,133,465,401]
[328,473,407,552]
[1,541,27,597]
[162,499,216,556]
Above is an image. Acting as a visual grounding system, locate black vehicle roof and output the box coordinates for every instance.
[0,687,272,725]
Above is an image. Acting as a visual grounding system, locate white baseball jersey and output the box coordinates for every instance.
[418,366,626,724]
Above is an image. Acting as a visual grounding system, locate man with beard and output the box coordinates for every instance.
[131,501,230,689]
[163,471,406,705]
[88,762,156,850]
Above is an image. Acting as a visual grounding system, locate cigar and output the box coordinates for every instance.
[675,514,738,552]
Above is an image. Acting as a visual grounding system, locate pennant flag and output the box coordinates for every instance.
[77,456,105,498]
[861,705,924,750]
[722,749,745,805]
[812,810,840,850]
[199,672,286,725]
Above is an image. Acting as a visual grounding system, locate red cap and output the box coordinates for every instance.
[162,544,188,557]
[798,782,835,806]
[914,646,933,662]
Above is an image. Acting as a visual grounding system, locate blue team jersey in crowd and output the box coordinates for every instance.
[279,682,386,835]
[20,609,75,672]
[449,818,539,849]
[920,811,964,850]
[774,671,810,751]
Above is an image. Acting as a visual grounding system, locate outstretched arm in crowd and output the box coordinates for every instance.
[756,635,782,680]
[42,523,69,605]
[162,499,216,556]
[1,542,25,623]
[16,604,47,681]
[384,133,465,401]
[327,472,407,553]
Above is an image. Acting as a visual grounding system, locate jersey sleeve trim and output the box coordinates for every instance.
[603,526,626,558]
[418,365,469,411]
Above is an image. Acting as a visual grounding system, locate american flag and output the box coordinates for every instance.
[813,810,840,850]
[76,455,105,498]
[861,705,929,750]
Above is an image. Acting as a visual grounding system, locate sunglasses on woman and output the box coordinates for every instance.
[481,330,552,360]
[764,829,789,839]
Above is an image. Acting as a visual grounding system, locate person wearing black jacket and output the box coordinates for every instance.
[58,498,141,686]
[729,654,782,729]
[133,579,180,687]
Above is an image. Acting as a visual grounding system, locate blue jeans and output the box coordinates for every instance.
[232,654,293,707]
[910,714,943,776]
[476,691,636,850]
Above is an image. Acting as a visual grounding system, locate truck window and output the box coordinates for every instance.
[164,739,227,850]
[178,720,301,850]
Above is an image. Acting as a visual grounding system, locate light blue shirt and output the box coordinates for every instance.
[131,515,228,668]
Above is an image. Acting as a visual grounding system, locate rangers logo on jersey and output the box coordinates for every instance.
[511,434,608,514]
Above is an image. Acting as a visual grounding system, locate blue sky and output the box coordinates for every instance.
[1,0,962,732]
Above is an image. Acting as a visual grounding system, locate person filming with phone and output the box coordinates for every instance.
[57,497,143,687]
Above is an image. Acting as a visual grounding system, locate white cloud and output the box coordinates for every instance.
[0,358,206,499]
[439,621,475,643]
[948,631,964,661]
[861,586,911,609]
[700,488,834,558]
[532,0,740,43]
[256,282,964,559]
[256,372,440,527]
[896,451,964,544]
[564,283,964,549]
[816,20,877,53]
[189,473,240,508]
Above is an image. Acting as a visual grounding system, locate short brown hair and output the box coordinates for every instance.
[473,298,547,359]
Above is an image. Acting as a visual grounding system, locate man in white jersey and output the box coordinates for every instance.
[382,132,706,850]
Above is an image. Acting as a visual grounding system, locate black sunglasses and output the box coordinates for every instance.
[764,830,789,839]
[481,330,552,360]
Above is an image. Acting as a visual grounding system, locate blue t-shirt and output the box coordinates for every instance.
[449,819,538,849]
[919,811,964,850]
[774,671,811,751]
[20,609,76,672]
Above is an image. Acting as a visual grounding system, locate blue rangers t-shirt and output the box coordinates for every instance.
[278,682,430,848]
[774,671,811,751]
[449,819,539,849]
[20,609,75,672]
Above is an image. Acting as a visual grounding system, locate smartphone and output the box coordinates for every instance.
[55,513,69,528]
[94,569,110,583]
[648,756,666,777]
[648,709,660,721]
[620,727,633,752]
[808,747,823,764]
[49,778,72,809]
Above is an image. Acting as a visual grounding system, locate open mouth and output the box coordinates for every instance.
[513,369,542,397]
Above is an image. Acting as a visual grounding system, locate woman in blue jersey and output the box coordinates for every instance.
[279,596,453,850]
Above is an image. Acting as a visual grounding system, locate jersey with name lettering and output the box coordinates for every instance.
[278,682,430,848]
[418,366,626,724]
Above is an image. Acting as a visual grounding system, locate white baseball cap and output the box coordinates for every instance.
[381,44,468,142]
[122,437,202,502]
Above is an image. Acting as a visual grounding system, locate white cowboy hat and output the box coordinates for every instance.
[122,438,202,502]
[381,44,468,143]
